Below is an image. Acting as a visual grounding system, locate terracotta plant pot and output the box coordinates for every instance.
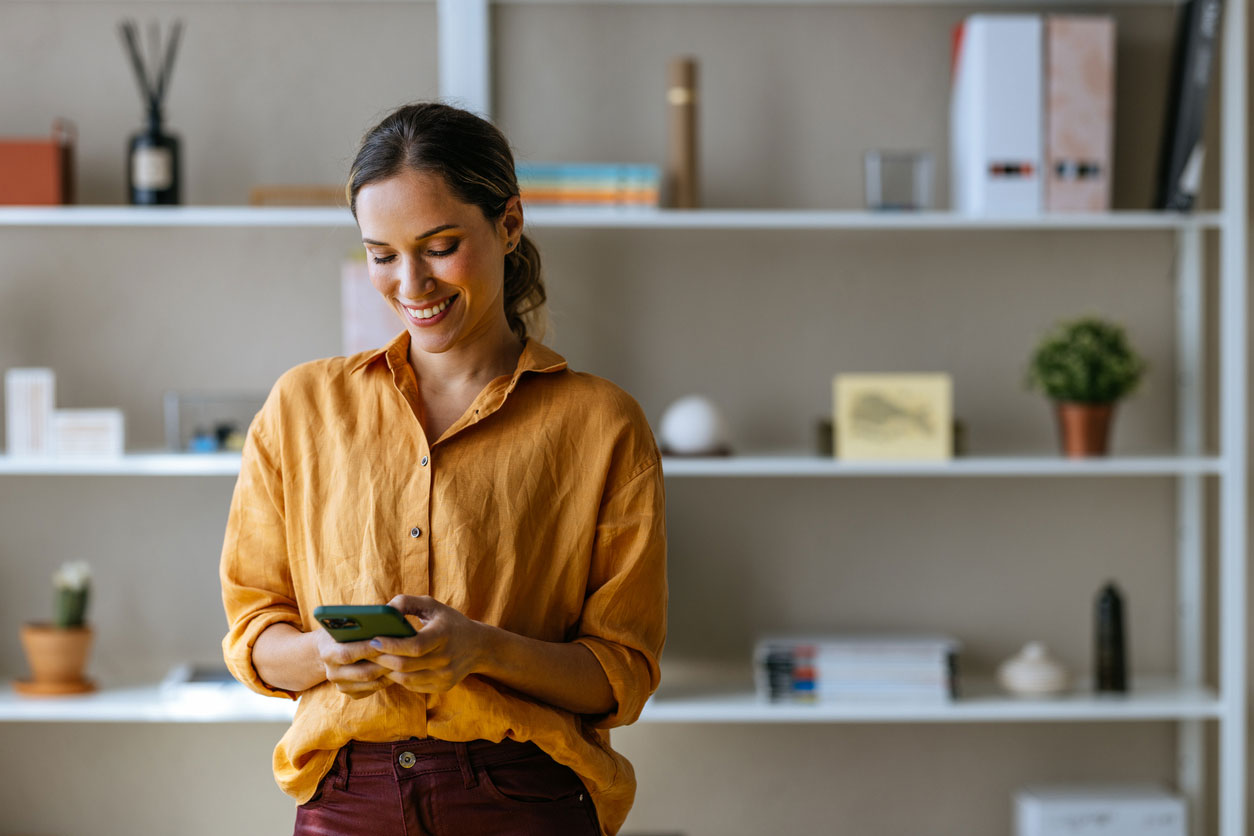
[1054,402,1115,458]
[17,622,95,696]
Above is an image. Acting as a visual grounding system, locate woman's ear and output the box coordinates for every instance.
[499,195,524,249]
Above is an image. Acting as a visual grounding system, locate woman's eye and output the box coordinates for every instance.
[428,242,459,257]
[371,254,396,265]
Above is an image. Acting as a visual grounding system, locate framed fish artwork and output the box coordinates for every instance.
[833,374,953,461]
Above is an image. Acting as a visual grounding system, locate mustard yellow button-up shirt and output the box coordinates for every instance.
[220,332,667,836]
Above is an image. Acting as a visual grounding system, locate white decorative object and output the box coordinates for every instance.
[998,641,1071,697]
[51,409,125,458]
[658,395,730,456]
[5,368,56,457]
[1015,784,1186,836]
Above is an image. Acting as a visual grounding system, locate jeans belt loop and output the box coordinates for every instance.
[335,743,351,792]
[454,742,478,789]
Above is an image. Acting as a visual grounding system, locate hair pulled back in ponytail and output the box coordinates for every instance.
[347,102,546,342]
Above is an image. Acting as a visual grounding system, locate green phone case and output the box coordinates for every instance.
[313,605,417,642]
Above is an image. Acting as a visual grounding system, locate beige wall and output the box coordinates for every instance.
[0,2,1240,835]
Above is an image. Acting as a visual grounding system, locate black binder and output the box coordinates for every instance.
[1155,0,1224,211]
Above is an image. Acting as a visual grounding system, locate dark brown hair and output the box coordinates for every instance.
[347,102,546,341]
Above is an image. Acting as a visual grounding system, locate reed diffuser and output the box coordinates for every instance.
[118,19,184,205]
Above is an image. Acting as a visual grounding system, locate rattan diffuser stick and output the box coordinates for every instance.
[118,18,182,120]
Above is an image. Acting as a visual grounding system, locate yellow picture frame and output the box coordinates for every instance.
[833,374,954,461]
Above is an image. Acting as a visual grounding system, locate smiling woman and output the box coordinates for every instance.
[219,103,668,836]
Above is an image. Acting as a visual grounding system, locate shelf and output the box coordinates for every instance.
[0,451,1223,477]
[0,677,1215,724]
[0,682,295,724]
[641,677,1222,723]
[27,0,1190,5]
[0,206,1224,231]
[661,453,1223,477]
[0,207,353,228]
[526,208,1225,230]
[500,0,1192,6]
[0,452,242,476]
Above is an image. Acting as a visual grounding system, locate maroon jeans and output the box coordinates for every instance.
[293,737,602,836]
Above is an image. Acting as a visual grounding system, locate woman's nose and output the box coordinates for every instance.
[400,262,436,296]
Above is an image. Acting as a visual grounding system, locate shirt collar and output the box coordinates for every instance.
[347,330,408,375]
[348,331,568,379]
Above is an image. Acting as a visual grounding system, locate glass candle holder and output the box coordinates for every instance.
[864,150,933,211]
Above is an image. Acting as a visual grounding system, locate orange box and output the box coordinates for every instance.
[0,121,75,205]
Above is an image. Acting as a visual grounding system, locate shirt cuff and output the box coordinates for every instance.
[573,636,658,729]
[223,609,304,700]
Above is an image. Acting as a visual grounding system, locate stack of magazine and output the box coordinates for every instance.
[515,162,661,208]
[754,634,961,704]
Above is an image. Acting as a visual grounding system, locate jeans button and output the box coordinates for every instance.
[398,751,417,769]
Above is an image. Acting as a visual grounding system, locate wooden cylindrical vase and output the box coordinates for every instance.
[667,56,699,209]
[17,623,96,696]
[1054,402,1115,458]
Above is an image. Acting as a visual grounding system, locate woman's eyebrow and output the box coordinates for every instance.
[362,224,460,246]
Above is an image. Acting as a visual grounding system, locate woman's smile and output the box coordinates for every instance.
[401,293,459,327]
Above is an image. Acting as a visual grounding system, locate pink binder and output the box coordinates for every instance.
[1045,17,1116,211]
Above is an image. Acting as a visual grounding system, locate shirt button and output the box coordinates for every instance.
[398,751,417,769]
[421,455,429,466]
[410,527,421,538]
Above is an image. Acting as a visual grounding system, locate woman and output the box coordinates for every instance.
[220,102,667,836]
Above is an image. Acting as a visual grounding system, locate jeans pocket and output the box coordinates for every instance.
[477,753,587,806]
[299,765,341,810]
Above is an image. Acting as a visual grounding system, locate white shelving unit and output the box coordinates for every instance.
[441,3,1246,836]
[2,1,1244,834]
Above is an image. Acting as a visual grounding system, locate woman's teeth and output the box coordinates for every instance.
[407,296,454,320]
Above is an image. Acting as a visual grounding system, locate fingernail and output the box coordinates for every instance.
[369,639,383,649]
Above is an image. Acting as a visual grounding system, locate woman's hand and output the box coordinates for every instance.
[310,626,392,699]
[367,594,489,694]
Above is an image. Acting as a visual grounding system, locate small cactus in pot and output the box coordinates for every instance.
[17,561,97,696]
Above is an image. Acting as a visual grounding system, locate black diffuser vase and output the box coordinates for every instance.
[128,110,180,205]
[119,19,184,205]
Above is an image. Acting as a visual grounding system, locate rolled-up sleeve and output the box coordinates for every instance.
[574,460,667,728]
[220,409,301,700]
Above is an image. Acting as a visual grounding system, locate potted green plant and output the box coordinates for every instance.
[1027,316,1146,457]
[17,561,95,696]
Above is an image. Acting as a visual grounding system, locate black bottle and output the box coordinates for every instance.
[128,109,181,205]
[1095,582,1128,693]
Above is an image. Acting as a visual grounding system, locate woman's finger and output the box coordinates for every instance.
[369,633,442,660]
[327,659,389,684]
[387,593,441,621]
[372,650,449,673]
[320,638,381,667]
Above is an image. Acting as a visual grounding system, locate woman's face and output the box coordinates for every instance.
[356,168,521,357]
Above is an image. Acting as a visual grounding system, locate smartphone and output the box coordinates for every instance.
[313,605,418,643]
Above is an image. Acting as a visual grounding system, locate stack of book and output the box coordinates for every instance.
[515,162,661,208]
[754,634,961,704]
